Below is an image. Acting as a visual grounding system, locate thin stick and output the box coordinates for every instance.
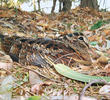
[14,63,61,83]
[79,79,110,100]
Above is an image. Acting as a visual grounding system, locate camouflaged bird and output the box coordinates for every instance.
[0,32,92,67]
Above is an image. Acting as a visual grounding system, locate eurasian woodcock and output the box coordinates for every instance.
[0,32,92,67]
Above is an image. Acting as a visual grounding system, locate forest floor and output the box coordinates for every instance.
[0,7,110,100]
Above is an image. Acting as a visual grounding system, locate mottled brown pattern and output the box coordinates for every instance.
[0,32,92,67]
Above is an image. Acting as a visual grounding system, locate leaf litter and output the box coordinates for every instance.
[0,7,110,99]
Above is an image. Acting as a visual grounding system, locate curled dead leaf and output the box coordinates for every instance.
[31,84,43,94]
[99,83,110,99]
[97,55,108,65]
[104,64,110,75]
[31,81,53,94]
[88,35,99,41]
[103,29,110,36]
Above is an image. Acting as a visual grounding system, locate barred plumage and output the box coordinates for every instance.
[0,32,92,67]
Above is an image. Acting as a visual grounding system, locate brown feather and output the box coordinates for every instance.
[0,32,92,67]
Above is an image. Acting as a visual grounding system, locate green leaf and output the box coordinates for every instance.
[67,22,72,28]
[28,96,41,100]
[54,64,110,83]
[89,41,98,46]
[73,87,77,92]
[23,72,29,82]
[18,0,30,3]
[90,20,104,30]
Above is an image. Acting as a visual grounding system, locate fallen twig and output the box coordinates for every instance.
[14,63,61,83]
[79,79,110,100]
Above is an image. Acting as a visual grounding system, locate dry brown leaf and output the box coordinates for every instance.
[31,84,43,94]
[29,70,43,85]
[99,84,110,99]
[31,81,53,94]
[0,62,13,70]
[29,70,53,94]
[12,96,26,100]
[88,35,98,41]
[0,9,15,17]
[104,64,110,75]
[50,94,97,100]
[97,55,108,65]
[103,29,110,36]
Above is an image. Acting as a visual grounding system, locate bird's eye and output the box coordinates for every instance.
[68,34,73,37]
[78,37,84,40]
